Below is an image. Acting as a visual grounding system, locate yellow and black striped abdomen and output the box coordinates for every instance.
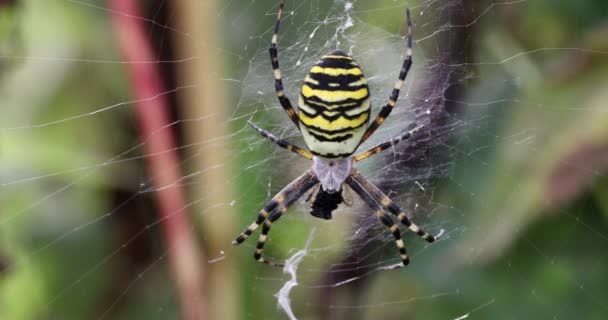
[298,50,370,158]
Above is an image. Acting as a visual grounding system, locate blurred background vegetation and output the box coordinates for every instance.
[1,0,608,319]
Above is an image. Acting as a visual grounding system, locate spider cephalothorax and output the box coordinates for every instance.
[308,157,351,219]
[233,0,435,269]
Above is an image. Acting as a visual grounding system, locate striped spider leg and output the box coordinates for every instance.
[358,8,414,146]
[347,170,435,268]
[345,176,410,268]
[350,170,435,243]
[232,170,318,266]
[269,0,300,129]
[353,124,423,163]
[247,120,313,160]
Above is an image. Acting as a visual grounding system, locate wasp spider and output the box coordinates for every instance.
[233,0,435,269]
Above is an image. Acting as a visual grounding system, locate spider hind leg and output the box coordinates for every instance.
[269,0,300,129]
[358,8,414,146]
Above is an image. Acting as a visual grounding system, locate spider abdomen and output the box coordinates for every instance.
[298,50,370,158]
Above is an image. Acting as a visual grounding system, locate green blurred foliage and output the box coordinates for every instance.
[1,1,141,319]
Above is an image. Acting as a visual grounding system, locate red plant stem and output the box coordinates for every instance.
[108,1,204,319]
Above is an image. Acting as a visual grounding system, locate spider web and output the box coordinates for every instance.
[2,0,608,319]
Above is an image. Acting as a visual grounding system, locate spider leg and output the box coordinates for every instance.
[248,120,313,160]
[253,208,288,267]
[254,174,318,267]
[269,0,300,129]
[232,197,281,246]
[353,124,422,163]
[345,177,410,268]
[233,170,318,266]
[351,170,435,243]
[358,8,413,145]
[233,170,316,245]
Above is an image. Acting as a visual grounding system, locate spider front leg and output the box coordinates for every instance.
[233,170,318,266]
[269,0,300,129]
[359,8,414,145]
[345,177,410,268]
[351,170,435,243]
[254,177,318,266]
[253,208,288,267]
[232,196,283,246]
